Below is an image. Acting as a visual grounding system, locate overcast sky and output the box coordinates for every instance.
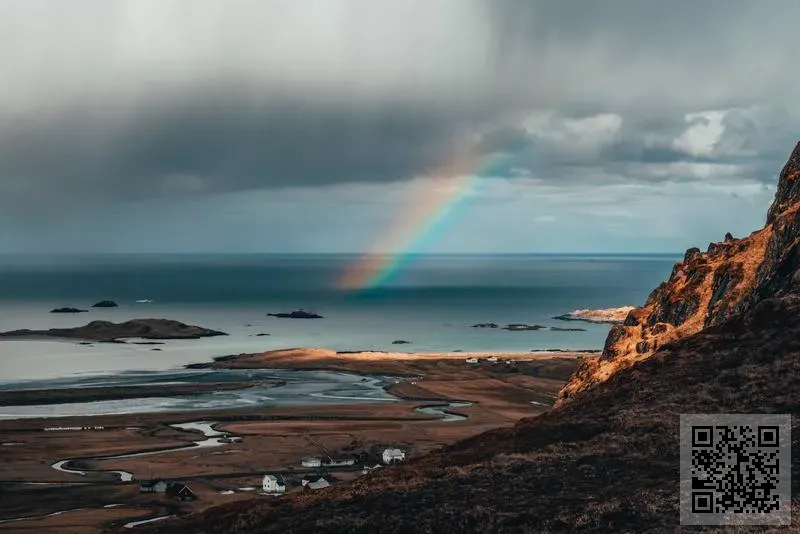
[1,0,798,254]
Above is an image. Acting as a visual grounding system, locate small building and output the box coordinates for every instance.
[301,457,322,468]
[139,479,168,493]
[465,358,479,364]
[262,474,286,493]
[166,482,197,501]
[382,448,406,464]
[362,464,383,475]
[486,356,498,363]
[322,457,356,467]
[301,477,330,490]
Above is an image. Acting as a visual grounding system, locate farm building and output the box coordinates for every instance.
[301,457,322,468]
[262,474,286,493]
[382,448,406,464]
[322,457,355,467]
[301,477,330,490]
[139,479,168,493]
[166,482,197,501]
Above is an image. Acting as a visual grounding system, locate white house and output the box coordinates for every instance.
[301,477,330,490]
[262,474,286,494]
[382,448,406,464]
[301,457,322,468]
[465,358,479,364]
[486,356,498,363]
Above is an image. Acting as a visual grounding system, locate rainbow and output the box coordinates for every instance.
[338,147,509,291]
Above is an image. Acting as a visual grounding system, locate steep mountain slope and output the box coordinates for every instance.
[558,141,800,404]
[137,141,800,533]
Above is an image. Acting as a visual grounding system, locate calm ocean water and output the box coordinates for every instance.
[0,254,678,382]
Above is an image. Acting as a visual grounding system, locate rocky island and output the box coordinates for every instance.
[50,307,88,314]
[0,318,227,342]
[91,300,119,308]
[552,306,636,324]
[267,309,323,319]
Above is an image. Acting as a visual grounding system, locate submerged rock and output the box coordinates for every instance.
[471,323,499,328]
[503,324,546,331]
[392,340,412,344]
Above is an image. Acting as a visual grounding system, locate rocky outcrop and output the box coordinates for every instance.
[0,319,227,342]
[50,307,88,313]
[557,141,800,405]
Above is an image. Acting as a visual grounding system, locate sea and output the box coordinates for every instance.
[0,253,678,382]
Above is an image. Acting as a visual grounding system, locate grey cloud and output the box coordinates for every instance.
[1,0,800,219]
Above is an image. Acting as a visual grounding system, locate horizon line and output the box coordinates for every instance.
[0,251,686,256]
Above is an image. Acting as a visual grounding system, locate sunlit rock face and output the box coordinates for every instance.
[558,141,800,405]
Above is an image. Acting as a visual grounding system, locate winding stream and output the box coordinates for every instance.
[50,402,473,483]
[51,420,230,481]
[414,401,472,422]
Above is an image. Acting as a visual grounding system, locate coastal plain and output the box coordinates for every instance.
[0,347,580,532]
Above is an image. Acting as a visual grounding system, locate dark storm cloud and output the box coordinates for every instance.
[1,0,800,218]
[0,94,490,213]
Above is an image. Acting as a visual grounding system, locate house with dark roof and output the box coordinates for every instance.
[166,482,197,501]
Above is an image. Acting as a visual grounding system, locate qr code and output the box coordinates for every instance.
[680,414,791,526]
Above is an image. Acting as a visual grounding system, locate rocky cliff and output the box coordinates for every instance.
[557,140,800,405]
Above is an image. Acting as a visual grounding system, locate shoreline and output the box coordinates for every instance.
[0,347,588,417]
[0,380,284,407]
